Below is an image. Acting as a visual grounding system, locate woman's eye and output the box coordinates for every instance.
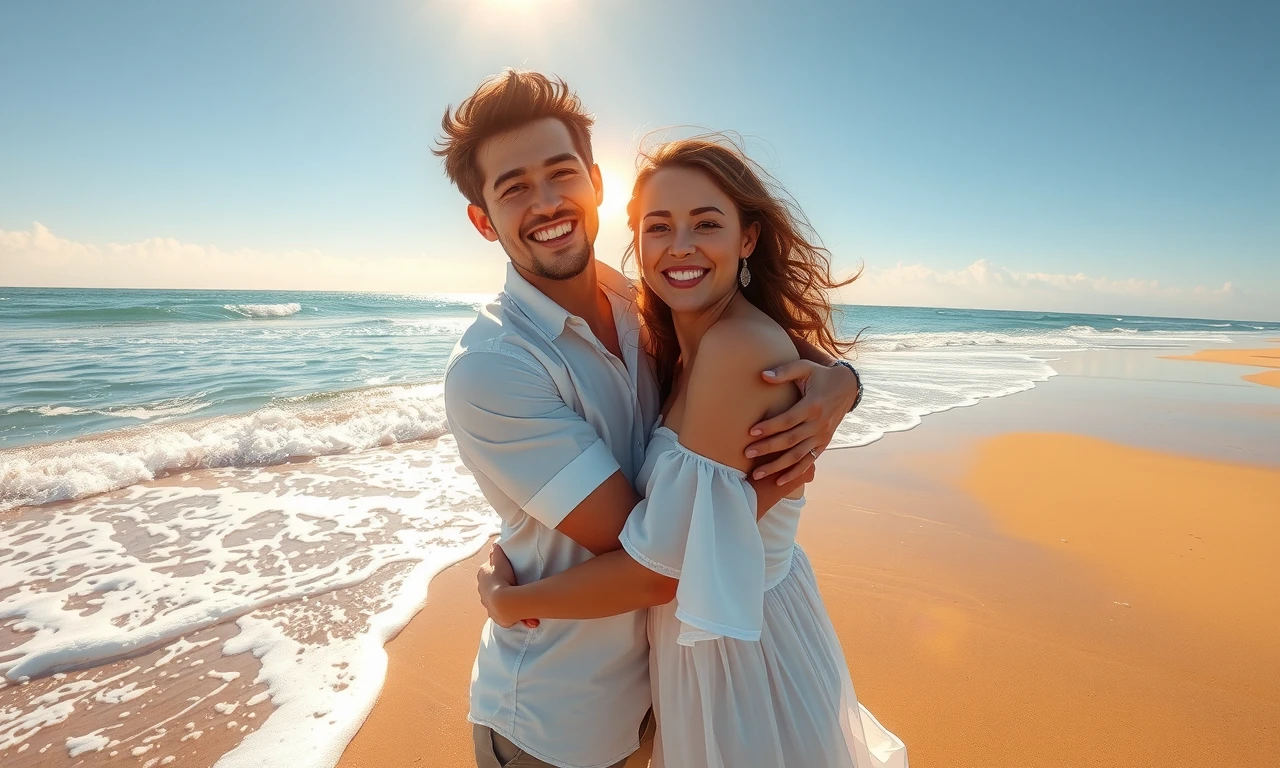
[695,220,721,230]
[644,223,670,233]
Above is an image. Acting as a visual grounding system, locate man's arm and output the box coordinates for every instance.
[446,350,798,561]
[794,335,837,367]
[745,336,862,484]
[479,320,800,627]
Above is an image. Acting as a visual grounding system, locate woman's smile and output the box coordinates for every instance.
[662,266,709,289]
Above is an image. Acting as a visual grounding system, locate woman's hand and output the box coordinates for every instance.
[745,360,859,484]
[477,543,539,629]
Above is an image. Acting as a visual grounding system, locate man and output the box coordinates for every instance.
[437,70,862,768]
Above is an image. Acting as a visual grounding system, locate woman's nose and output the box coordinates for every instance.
[671,230,696,258]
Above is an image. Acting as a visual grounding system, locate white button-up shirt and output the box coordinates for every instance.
[445,262,660,768]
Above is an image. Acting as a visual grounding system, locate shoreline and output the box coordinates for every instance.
[4,339,1277,767]
[337,344,1280,767]
[1164,345,1280,388]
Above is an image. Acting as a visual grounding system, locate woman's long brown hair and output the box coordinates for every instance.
[624,135,859,394]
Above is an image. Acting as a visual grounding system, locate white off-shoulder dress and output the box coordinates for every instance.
[620,424,908,768]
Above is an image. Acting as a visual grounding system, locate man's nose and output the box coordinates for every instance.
[530,182,562,217]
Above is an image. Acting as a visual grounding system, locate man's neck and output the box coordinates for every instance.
[520,258,623,359]
[519,257,606,326]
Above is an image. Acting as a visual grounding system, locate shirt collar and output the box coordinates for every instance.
[504,262,570,339]
[503,261,638,340]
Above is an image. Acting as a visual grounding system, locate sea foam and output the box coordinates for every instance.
[0,439,496,767]
[0,385,449,512]
[827,326,1235,449]
[223,303,302,318]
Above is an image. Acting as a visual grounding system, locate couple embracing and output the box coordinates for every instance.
[437,70,907,768]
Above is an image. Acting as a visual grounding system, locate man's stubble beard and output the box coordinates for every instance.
[503,232,592,282]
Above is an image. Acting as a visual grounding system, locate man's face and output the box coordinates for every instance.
[468,117,603,281]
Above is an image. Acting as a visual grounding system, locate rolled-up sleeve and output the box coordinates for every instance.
[445,348,621,529]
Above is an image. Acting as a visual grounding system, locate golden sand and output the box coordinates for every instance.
[336,548,486,768]
[339,431,1280,767]
[1166,346,1280,388]
[336,546,653,768]
[967,432,1280,643]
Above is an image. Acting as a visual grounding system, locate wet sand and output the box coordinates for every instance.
[340,345,1280,767]
[8,343,1275,767]
[1,439,491,768]
[1166,344,1280,388]
[335,546,487,768]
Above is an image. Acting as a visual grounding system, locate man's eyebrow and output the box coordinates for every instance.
[492,154,580,192]
[492,167,526,191]
[643,210,671,219]
[690,206,724,216]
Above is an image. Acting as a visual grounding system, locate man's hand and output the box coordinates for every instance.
[745,360,859,484]
[477,543,538,629]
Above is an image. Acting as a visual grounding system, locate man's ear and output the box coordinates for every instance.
[590,164,604,208]
[741,221,761,258]
[467,203,500,242]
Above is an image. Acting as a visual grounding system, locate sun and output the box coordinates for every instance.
[597,164,633,221]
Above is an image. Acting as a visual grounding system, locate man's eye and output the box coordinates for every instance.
[554,169,575,179]
[502,185,526,198]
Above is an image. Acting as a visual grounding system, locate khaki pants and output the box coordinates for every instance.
[473,711,654,768]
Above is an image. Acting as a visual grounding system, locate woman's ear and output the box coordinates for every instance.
[741,221,761,258]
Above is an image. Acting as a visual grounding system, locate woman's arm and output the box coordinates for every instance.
[478,320,801,627]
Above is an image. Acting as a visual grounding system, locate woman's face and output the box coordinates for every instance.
[636,166,758,317]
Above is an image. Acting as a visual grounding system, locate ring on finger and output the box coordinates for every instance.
[808,448,819,460]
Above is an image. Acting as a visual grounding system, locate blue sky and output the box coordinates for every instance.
[2,0,1277,319]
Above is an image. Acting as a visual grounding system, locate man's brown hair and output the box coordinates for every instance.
[434,69,595,209]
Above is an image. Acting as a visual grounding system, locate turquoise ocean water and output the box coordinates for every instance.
[3,285,1277,510]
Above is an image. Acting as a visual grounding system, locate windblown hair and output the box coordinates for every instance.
[433,69,595,209]
[625,135,859,393]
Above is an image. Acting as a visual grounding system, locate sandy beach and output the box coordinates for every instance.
[4,342,1277,767]
[1165,346,1280,388]
[339,344,1280,768]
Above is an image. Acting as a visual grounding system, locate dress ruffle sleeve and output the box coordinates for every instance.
[620,440,765,646]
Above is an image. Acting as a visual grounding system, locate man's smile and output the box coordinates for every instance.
[526,218,578,247]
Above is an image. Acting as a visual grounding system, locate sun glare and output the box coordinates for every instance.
[598,164,633,221]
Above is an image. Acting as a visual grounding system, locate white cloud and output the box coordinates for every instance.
[0,222,506,294]
[2,223,1273,321]
[843,258,1275,321]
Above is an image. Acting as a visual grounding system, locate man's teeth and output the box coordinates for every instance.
[666,268,707,281]
[532,222,574,242]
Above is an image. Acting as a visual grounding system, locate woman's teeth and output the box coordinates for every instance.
[531,222,574,242]
[665,268,707,282]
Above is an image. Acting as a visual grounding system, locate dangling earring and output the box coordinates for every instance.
[739,259,751,288]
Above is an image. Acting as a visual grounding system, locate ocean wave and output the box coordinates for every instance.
[861,326,1234,353]
[0,384,448,512]
[14,306,185,323]
[7,395,212,421]
[0,437,494,765]
[223,302,302,318]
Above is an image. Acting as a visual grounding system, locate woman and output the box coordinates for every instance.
[478,136,908,768]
